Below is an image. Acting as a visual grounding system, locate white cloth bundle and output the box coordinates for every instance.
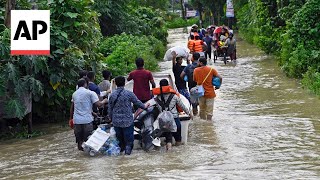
[163,46,190,61]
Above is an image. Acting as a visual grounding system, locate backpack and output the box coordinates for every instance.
[187,64,197,89]
[155,94,177,132]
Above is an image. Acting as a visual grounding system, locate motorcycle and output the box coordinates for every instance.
[133,103,160,151]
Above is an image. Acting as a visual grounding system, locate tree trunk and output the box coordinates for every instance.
[4,0,16,28]
[198,1,203,27]
[180,0,185,19]
[27,112,33,134]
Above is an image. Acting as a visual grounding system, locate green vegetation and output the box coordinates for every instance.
[99,34,165,77]
[0,0,168,136]
[235,0,320,96]
[166,16,199,29]
[1,0,103,121]
[189,0,228,26]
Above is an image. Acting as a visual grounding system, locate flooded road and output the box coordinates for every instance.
[1,28,320,179]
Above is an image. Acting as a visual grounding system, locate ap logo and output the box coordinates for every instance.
[11,10,50,55]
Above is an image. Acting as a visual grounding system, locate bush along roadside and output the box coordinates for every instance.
[166,17,199,29]
[235,0,320,96]
[99,33,166,77]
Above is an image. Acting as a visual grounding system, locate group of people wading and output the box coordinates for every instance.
[171,51,222,121]
[187,24,236,62]
[69,26,223,155]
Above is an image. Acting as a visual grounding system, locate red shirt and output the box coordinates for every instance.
[128,68,154,101]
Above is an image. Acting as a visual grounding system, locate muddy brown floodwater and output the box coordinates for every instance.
[0,28,319,180]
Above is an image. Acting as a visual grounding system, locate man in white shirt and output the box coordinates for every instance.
[70,78,107,151]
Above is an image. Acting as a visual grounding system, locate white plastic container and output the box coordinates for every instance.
[180,118,190,144]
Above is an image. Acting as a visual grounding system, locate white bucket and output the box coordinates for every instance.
[180,120,190,144]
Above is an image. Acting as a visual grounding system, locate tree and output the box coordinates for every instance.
[4,0,16,27]
[0,0,103,130]
[180,0,186,19]
[190,0,226,26]
[131,0,169,10]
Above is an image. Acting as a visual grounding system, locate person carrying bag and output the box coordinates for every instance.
[190,68,212,98]
[154,79,191,151]
[193,57,222,120]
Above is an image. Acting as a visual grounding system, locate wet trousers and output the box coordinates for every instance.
[198,97,214,120]
[205,48,212,59]
[74,123,93,150]
[114,124,134,154]
[162,118,181,144]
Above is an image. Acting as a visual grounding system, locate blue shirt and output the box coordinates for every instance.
[203,36,213,47]
[108,87,145,128]
[88,82,101,96]
[183,61,198,89]
[72,87,99,124]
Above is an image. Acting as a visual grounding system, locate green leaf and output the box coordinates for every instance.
[63,20,73,28]
[60,32,68,39]
[54,49,64,54]
[64,12,78,18]
[5,63,19,83]
[5,98,26,119]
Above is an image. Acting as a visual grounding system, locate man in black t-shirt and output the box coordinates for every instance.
[171,51,190,102]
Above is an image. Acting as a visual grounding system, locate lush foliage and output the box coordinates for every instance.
[0,0,103,121]
[0,0,169,125]
[93,1,168,43]
[131,7,168,44]
[190,0,227,26]
[0,1,4,32]
[166,17,199,29]
[235,0,320,96]
[130,0,169,10]
[99,33,165,77]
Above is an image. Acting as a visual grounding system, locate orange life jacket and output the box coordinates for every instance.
[188,40,195,52]
[152,86,183,112]
[193,40,203,52]
[193,32,200,37]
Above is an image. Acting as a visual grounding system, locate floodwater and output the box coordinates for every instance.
[1,28,320,180]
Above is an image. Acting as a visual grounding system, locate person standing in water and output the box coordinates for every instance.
[154,79,191,150]
[193,57,222,120]
[70,78,108,151]
[171,51,190,102]
[225,33,236,61]
[180,52,200,115]
[127,58,156,108]
[108,76,148,155]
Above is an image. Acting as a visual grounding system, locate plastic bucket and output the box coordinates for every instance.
[180,119,190,144]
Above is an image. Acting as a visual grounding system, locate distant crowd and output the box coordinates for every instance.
[187,24,236,62]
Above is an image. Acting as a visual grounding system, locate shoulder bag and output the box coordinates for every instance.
[190,68,213,98]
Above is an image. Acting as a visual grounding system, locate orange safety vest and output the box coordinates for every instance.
[193,32,200,37]
[187,40,195,52]
[193,40,203,52]
[152,86,183,112]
